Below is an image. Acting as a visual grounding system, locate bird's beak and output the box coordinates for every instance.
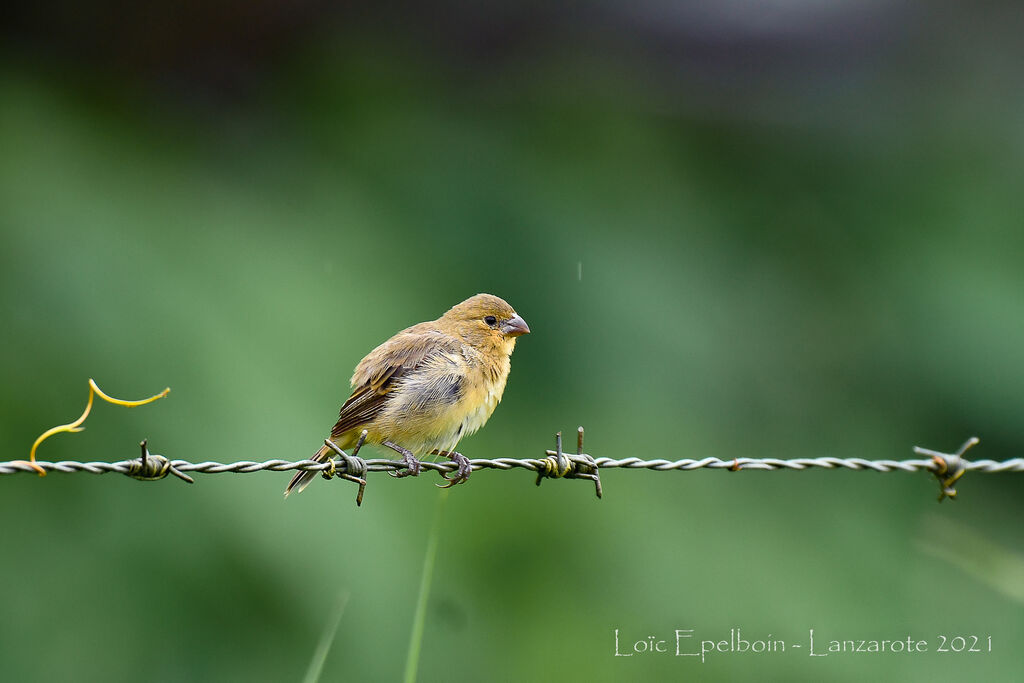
[501,314,530,337]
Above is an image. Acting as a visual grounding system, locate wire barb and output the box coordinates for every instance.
[914,436,978,502]
[536,427,602,499]
[322,431,369,506]
[126,439,194,484]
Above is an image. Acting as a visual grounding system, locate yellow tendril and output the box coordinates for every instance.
[23,379,170,476]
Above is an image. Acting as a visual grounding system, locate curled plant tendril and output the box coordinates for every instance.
[22,379,170,476]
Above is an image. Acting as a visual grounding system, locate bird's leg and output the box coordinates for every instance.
[382,440,421,478]
[431,449,471,487]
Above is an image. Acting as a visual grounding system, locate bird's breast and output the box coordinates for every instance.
[373,350,511,454]
[457,370,507,438]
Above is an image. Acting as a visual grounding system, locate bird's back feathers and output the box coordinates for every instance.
[331,328,464,444]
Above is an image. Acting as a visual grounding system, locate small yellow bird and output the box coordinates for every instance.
[286,293,530,496]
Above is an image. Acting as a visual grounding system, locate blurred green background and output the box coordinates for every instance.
[2,2,1023,681]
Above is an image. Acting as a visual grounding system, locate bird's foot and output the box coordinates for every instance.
[383,440,421,478]
[433,449,471,488]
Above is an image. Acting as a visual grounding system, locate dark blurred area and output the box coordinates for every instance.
[2,0,336,94]
[5,1,1018,115]
[2,2,1023,681]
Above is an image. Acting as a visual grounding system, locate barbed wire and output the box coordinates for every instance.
[5,428,1021,506]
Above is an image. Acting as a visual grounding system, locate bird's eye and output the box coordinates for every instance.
[484,315,498,326]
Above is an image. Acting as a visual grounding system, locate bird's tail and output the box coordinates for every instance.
[284,443,333,498]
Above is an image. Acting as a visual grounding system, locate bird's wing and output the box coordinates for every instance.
[330,327,460,439]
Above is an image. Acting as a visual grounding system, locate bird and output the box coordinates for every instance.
[285,293,530,497]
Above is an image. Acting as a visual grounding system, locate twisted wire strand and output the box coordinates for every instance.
[3,455,1023,476]
[18,377,1010,502]
[4,431,1017,504]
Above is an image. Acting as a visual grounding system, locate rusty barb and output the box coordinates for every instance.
[126,439,194,484]
[321,430,369,506]
[536,427,603,499]
[914,437,979,502]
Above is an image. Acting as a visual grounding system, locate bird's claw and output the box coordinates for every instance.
[382,440,422,478]
[389,452,422,478]
[436,451,471,488]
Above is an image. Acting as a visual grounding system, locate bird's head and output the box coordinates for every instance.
[441,293,530,352]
